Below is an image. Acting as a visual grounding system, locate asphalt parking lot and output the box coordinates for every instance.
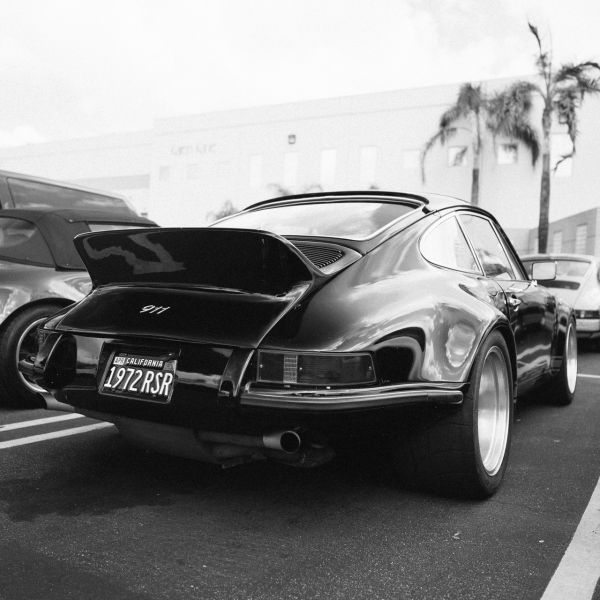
[1,349,599,600]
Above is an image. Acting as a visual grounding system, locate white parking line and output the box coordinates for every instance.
[0,413,84,432]
[578,373,600,380]
[541,475,600,600]
[0,423,114,449]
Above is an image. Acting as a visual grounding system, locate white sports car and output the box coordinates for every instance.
[522,253,600,343]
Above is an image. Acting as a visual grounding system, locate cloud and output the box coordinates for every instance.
[0,126,46,147]
[0,0,598,144]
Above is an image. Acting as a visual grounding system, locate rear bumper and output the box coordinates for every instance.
[576,318,600,338]
[40,382,463,416]
[240,383,463,411]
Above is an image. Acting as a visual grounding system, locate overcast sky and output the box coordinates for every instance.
[1,0,598,147]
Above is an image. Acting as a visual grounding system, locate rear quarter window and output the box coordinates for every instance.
[0,217,54,266]
[420,216,480,273]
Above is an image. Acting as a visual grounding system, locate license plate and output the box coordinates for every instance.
[100,351,177,403]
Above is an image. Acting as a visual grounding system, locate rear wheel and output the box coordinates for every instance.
[546,317,577,406]
[391,331,513,498]
[0,303,62,408]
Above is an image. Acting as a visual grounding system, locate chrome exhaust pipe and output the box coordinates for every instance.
[262,430,302,454]
[196,429,303,454]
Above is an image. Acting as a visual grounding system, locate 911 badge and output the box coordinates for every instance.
[140,305,171,314]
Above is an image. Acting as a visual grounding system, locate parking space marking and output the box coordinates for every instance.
[578,374,600,380]
[0,422,114,449]
[0,413,84,432]
[541,474,600,600]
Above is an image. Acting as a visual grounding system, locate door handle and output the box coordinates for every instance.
[507,295,522,309]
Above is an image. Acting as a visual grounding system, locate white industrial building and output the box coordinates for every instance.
[0,78,599,254]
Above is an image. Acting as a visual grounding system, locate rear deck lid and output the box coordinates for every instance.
[53,228,317,347]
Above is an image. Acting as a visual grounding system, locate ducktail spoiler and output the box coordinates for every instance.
[74,228,316,295]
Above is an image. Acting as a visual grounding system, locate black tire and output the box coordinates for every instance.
[546,317,577,406]
[391,331,514,499]
[0,303,63,408]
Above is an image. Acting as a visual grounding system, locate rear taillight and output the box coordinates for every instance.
[256,351,376,386]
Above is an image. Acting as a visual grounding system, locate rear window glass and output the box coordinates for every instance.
[0,217,54,266]
[214,201,416,240]
[8,178,131,213]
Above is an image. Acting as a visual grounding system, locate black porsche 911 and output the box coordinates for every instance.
[21,191,577,497]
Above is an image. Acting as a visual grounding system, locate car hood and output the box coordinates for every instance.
[48,228,320,347]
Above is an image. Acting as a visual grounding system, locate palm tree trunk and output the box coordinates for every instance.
[471,167,480,206]
[537,110,552,253]
[538,153,551,252]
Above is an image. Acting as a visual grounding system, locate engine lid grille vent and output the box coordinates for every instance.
[295,243,345,269]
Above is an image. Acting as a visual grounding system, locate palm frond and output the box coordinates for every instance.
[528,22,551,80]
[421,82,483,183]
[553,151,574,173]
[420,130,443,183]
[438,104,466,132]
[420,123,456,183]
[456,83,483,114]
[553,62,600,100]
[528,22,542,54]
[554,87,579,141]
[486,81,540,164]
[510,123,540,165]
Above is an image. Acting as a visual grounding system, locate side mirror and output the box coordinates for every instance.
[531,261,557,281]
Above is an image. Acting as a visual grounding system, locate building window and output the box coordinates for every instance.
[448,146,468,167]
[320,149,336,187]
[575,224,588,254]
[249,155,262,188]
[552,230,563,253]
[158,166,170,181]
[283,152,299,188]
[497,143,518,165]
[359,146,377,187]
[288,134,296,145]
[186,164,201,180]
[402,149,420,170]
[551,133,573,178]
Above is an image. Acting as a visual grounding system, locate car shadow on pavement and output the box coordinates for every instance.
[0,433,435,522]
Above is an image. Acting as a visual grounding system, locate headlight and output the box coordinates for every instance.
[256,351,376,386]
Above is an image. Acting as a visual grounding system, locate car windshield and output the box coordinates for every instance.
[523,259,591,290]
[8,177,134,215]
[214,201,416,240]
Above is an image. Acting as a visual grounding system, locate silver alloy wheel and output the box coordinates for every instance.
[16,316,48,394]
[565,322,578,394]
[477,346,511,476]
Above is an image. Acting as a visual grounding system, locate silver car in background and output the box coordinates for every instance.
[522,253,600,343]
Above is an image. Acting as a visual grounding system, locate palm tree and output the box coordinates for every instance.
[421,83,539,206]
[523,23,600,253]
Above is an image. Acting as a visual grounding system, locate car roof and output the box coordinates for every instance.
[233,190,499,251]
[522,253,596,262]
[0,207,155,225]
[245,190,469,212]
[0,169,129,201]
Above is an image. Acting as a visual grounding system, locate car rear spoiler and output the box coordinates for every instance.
[74,227,317,295]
